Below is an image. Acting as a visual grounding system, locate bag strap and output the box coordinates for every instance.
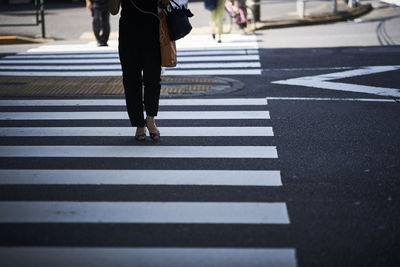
[169,0,180,8]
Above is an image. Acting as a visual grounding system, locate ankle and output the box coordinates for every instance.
[146,116,159,133]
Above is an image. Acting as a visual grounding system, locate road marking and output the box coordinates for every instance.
[5,49,259,58]
[0,170,282,186]
[381,0,400,6]
[0,247,297,267]
[0,55,259,64]
[0,62,260,70]
[0,111,270,120]
[0,201,289,224]
[0,69,262,77]
[265,97,397,102]
[0,146,278,158]
[272,65,400,97]
[0,127,274,137]
[0,98,268,106]
[0,34,261,77]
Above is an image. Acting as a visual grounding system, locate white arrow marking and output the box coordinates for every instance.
[272,65,400,97]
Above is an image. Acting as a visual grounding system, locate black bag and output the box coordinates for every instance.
[204,0,217,11]
[162,0,194,41]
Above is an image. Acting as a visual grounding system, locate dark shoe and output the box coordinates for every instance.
[97,42,108,47]
[149,131,160,141]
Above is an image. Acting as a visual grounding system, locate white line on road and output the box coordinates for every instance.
[165,69,262,76]
[265,97,397,102]
[0,201,289,224]
[0,98,268,106]
[0,169,282,186]
[0,62,261,70]
[272,65,400,98]
[0,247,297,267]
[0,111,270,120]
[6,49,259,58]
[0,55,259,64]
[0,127,274,137]
[0,146,278,158]
[0,69,262,77]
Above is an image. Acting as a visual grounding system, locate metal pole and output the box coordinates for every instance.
[40,0,45,38]
[297,0,305,18]
[252,0,260,22]
[333,0,337,13]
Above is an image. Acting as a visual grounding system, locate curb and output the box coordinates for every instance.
[0,35,45,45]
[255,4,373,30]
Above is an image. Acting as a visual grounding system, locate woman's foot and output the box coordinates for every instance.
[146,116,160,141]
[135,127,146,141]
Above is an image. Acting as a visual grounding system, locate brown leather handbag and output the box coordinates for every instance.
[159,12,177,67]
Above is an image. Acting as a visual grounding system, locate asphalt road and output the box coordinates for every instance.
[0,0,399,266]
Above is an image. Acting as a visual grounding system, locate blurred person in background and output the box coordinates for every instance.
[210,0,225,43]
[86,0,110,46]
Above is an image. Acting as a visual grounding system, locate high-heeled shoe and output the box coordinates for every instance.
[146,116,160,141]
[135,127,146,141]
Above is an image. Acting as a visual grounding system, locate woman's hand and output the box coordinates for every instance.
[85,0,92,10]
[109,0,120,15]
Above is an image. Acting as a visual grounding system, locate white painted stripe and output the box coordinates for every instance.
[176,43,259,50]
[0,55,259,65]
[272,65,400,98]
[0,62,261,70]
[0,170,282,186]
[0,146,278,158]
[165,69,262,76]
[0,71,123,77]
[0,127,274,137]
[168,62,261,69]
[0,111,270,120]
[274,78,400,98]
[265,97,397,102]
[8,49,258,58]
[0,98,267,106]
[0,201,289,223]
[0,69,262,77]
[0,59,121,64]
[0,247,297,267]
[381,0,400,6]
[27,44,257,53]
[312,65,400,80]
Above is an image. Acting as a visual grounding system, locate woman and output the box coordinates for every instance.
[210,0,225,43]
[109,0,169,141]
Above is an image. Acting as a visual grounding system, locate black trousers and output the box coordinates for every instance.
[118,25,161,127]
[91,8,110,44]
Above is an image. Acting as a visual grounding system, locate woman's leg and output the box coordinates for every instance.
[142,44,161,119]
[118,38,146,128]
[210,8,217,36]
[100,8,110,45]
[142,42,161,140]
[91,8,101,44]
[216,0,226,38]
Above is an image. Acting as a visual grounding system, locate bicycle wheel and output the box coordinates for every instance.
[245,6,256,31]
[223,8,233,33]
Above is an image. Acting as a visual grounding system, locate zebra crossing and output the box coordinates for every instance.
[0,97,296,266]
[0,34,261,77]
